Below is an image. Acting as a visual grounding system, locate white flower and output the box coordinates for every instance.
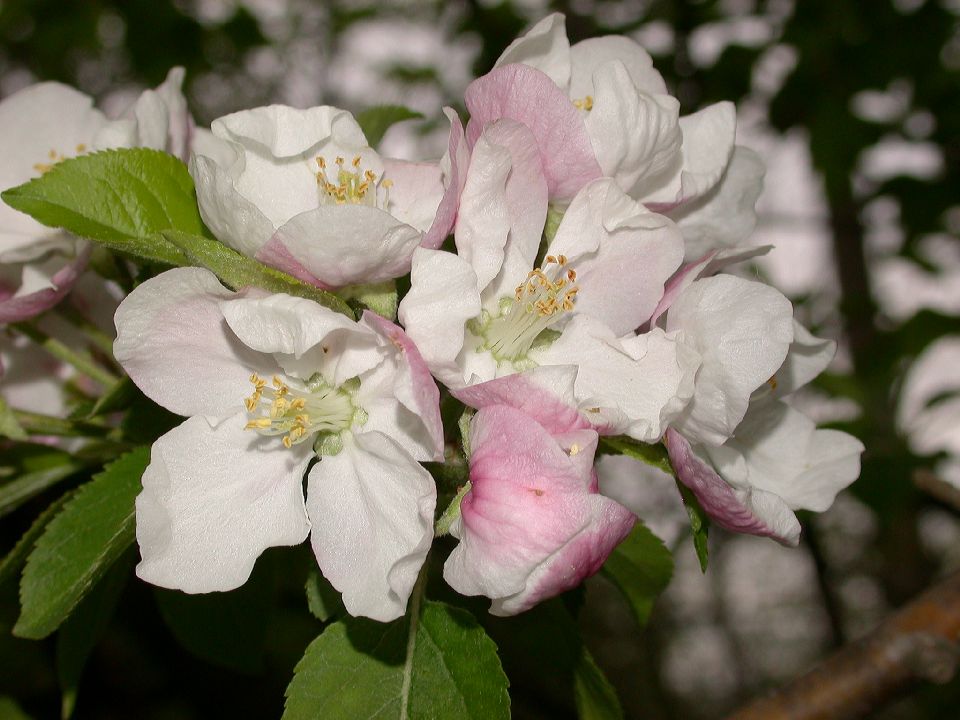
[113,267,443,621]
[190,105,459,289]
[399,119,696,441]
[661,290,864,545]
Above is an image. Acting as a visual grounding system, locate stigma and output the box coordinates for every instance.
[480,255,579,362]
[243,374,354,448]
[315,155,390,207]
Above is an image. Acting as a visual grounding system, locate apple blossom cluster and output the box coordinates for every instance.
[0,13,863,626]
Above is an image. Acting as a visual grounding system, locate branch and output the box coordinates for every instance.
[726,571,960,720]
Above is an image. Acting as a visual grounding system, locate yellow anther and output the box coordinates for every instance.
[573,95,594,111]
[75,143,86,153]
[335,156,344,165]
[352,156,361,168]
[245,418,272,430]
[382,178,393,189]
[317,156,326,169]
[569,443,580,456]
[48,149,57,159]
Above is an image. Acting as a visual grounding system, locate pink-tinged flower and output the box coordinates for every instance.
[399,120,696,441]
[0,69,192,324]
[113,267,443,621]
[444,403,635,615]
[466,14,764,259]
[190,105,463,290]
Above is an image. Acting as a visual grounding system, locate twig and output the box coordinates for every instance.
[726,571,960,720]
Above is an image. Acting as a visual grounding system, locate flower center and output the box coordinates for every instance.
[243,373,355,448]
[315,155,392,207]
[478,255,579,362]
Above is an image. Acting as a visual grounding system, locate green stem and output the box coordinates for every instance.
[434,481,471,537]
[13,409,113,438]
[11,322,119,388]
[55,303,116,356]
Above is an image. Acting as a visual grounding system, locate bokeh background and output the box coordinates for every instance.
[1,1,959,718]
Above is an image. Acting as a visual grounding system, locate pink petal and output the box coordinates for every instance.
[361,310,444,461]
[451,365,590,435]
[444,404,635,615]
[465,64,602,200]
[0,245,90,324]
[665,428,800,545]
[422,108,466,250]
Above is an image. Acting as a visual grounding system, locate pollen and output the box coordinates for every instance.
[573,95,594,111]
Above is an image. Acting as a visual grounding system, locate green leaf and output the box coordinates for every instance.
[0,696,32,720]
[13,447,149,639]
[574,650,624,720]
[305,570,344,623]
[677,482,710,572]
[56,551,132,719]
[155,554,274,674]
[0,397,27,441]
[283,600,510,720]
[0,463,84,519]
[601,521,673,628]
[0,492,74,589]
[484,598,621,720]
[599,436,674,476]
[161,230,353,318]
[340,280,398,320]
[1,148,205,266]
[356,105,424,147]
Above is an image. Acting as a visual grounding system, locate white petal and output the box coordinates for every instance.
[114,267,277,418]
[708,400,863,512]
[307,431,435,622]
[213,104,368,158]
[398,247,481,385]
[667,275,794,446]
[767,320,836,399]
[190,152,275,257]
[569,36,667,98]
[0,83,106,251]
[641,102,737,207]
[382,158,444,233]
[669,146,765,261]
[583,62,681,197]
[274,205,422,287]
[548,179,683,334]
[494,13,571,91]
[136,413,312,593]
[535,316,699,441]
[221,291,357,355]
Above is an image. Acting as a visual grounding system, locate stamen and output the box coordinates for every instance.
[480,256,580,362]
[243,373,354,448]
[314,153,383,206]
[573,95,594,111]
